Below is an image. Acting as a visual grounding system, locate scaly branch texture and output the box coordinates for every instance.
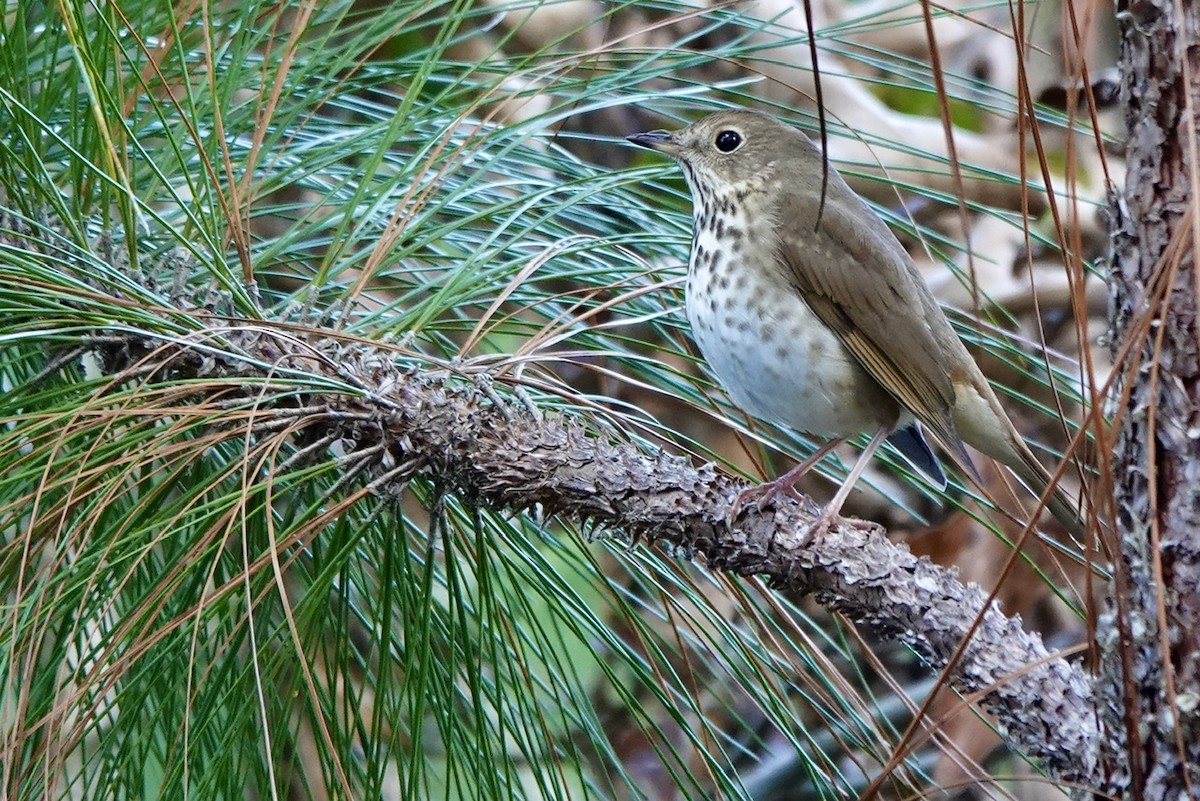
[97,318,1100,783]
[1,216,1099,786]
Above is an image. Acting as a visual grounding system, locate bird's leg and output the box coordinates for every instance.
[729,437,845,524]
[802,426,891,544]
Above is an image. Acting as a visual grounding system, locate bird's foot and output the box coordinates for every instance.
[799,506,875,547]
[726,473,814,527]
[728,479,873,547]
[726,441,844,526]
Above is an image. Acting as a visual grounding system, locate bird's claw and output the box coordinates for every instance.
[798,508,874,547]
[728,478,874,549]
[725,477,811,527]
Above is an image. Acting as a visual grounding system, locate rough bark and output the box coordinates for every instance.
[0,207,1101,785]
[94,321,1103,781]
[1102,0,1200,795]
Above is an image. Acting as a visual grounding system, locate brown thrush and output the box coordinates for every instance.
[628,108,1085,541]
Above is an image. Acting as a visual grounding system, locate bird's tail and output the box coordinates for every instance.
[946,372,1089,545]
[1006,436,1088,547]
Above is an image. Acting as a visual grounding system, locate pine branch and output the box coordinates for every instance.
[5,218,1100,786]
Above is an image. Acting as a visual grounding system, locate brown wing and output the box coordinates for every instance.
[774,186,971,465]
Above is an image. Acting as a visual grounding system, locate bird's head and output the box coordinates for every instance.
[627,109,816,196]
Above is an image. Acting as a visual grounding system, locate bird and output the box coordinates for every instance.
[626,108,1086,542]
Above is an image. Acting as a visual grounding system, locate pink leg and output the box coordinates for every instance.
[729,437,845,523]
[803,426,891,544]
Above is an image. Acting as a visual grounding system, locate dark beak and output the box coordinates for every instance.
[626,131,681,156]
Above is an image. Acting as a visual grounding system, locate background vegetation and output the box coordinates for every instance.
[0,1,1121,798]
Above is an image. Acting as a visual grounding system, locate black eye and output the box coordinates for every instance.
[715,130,742,153]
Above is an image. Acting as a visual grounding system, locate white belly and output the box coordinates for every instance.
[686,251,900,438]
